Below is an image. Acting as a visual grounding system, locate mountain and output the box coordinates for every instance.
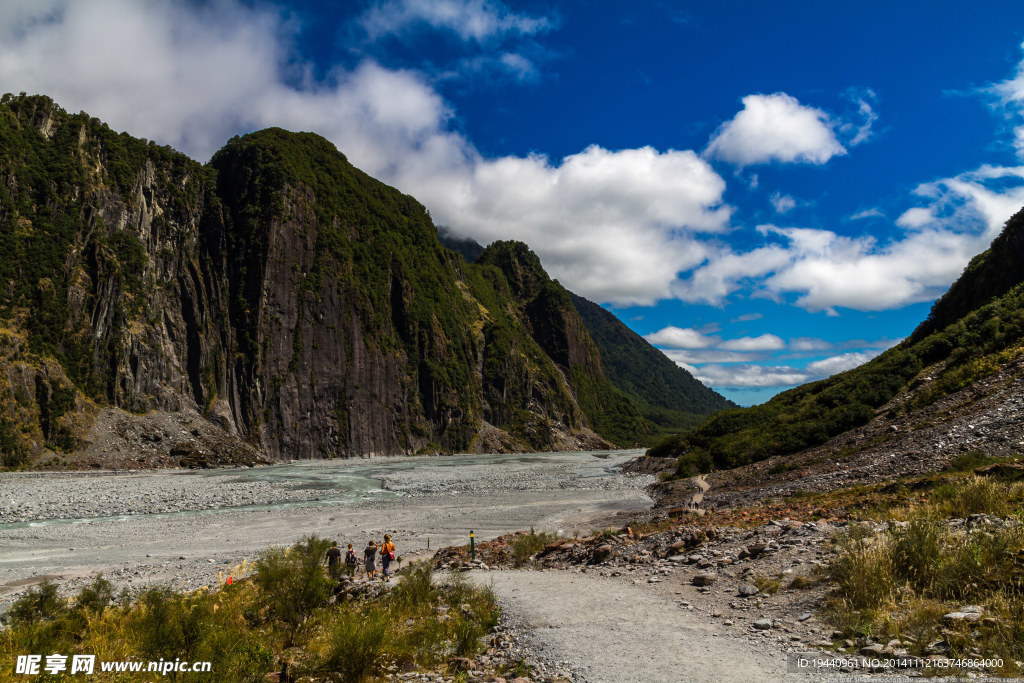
[647,206,1024,479]
[569,292,735,432]
[0,94,729,468]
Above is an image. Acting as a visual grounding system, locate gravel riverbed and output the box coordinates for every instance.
[0,450,652,607]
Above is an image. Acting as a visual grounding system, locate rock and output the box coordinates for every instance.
[798,612,812,622]
[747,542,769,556]
[737,583,760,597]
[592,544,615,563]
[943,611,982,623]
[449,657,473,672]
[691,573,716,586]
[753,619,772,630]
[860,644,885,656]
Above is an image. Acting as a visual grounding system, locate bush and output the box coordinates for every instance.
[8,580,63,626]
[254,534,334,642]
[318,606,389,682]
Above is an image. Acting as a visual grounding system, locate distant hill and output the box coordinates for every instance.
[570,293,735,432]
[437,227,485,263]
[649,207,1024,478]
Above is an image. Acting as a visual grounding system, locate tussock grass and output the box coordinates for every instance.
[511,527,560,566]
[824,477,1024,675]
[0,537,500,683]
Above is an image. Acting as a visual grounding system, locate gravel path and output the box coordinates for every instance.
[470,570,802,682]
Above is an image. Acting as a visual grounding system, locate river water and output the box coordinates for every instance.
[0,449,652,601]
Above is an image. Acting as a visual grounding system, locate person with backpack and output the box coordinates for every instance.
[326,541,342,579]
[381,534,396,581]
[364,540,378,580]
[344,543,358,578]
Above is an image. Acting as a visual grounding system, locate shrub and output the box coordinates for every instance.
[254,534,334,643]
[8,580,63,626]
[318,606,389,682]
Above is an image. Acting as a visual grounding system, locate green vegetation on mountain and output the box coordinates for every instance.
[0,93,729,467]
[650,208,1024,478]
[437,226,485,263]
[570,292,735,434]
[474,240,653,446]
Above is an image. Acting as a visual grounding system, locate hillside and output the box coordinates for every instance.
[646,205,1024,481]
[570,292,735,433]
[0,94,729,468]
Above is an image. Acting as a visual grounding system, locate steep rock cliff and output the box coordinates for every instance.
[0,94,729,467]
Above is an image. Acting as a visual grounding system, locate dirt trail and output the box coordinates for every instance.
[471,570,804,682]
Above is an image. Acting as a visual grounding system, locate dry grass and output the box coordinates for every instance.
[0,537,500,683]
[823,477,1024,677]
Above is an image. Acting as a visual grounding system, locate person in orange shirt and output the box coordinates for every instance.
[381,534,396,581]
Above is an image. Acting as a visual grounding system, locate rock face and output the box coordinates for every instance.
[0,95,729,466]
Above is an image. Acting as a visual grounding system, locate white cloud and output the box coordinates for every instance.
[705,92,846,166]
[770,192,797,214]
[806,352,874,376]
[644,326,719,349]
[719,334,786,351]
[671,244,790,305]
[789,337,833,352]
[690,364,809,388]
[0,0,731,308]
[850,208,884,221]
[663,349,768,365]
[731,312,764,323]
[359,0,550,43]
[896,207,934,229]
[685,349,881,388]
[841,90,878,146]
[677,160,1024,313]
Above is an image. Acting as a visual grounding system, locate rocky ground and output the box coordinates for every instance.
[642,359,1024,512]
[35,406,268,470]
[0,469,334,524]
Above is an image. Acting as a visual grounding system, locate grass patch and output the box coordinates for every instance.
[787,575,814,590]
[753,575,782,595]
[512,527,560,566]
[823,477,1024,674]
[0,537,500,683]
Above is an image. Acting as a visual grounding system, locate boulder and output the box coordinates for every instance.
[592,544,615,563]
[692,573,716,586]
[752,619,772,630]
[737,583,760,597]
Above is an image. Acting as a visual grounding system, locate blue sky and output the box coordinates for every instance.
[5,2,1024,405]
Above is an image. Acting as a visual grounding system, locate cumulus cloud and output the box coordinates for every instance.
[359,0,550,43]
[686,350,881,388]
[788,337,833,352]
[677,160,1024,314]
[643,326,719,349]
[0,0,731,307]
[770,192,797,214]
[719,334,786,351]
[705,92,846,166]
[689,364,810,388]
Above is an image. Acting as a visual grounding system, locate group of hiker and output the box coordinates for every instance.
[326,534,397,581]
